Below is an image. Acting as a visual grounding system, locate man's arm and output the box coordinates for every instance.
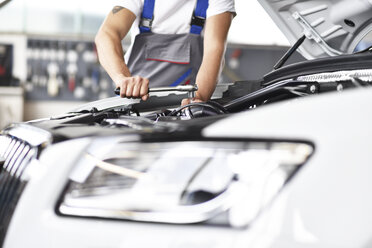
[95,7,149,100]
[182,12,233,105]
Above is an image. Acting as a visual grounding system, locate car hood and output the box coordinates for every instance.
[203,86,372,142]
[258,0,372,59]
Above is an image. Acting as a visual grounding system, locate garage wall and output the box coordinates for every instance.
[0,87,23,129]
[23,101,87,120]
[0,34,27,82]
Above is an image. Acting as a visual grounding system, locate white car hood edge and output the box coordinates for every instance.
[203,87,372,143]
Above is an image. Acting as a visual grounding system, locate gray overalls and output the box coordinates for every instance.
[127,0,209,87]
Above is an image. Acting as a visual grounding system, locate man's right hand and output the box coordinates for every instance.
[115,75,149,101]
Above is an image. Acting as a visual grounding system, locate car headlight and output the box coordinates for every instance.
[58,139,313,227]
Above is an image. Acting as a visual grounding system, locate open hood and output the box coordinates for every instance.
[258,0,372,59]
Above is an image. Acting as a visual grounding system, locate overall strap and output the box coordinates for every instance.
[139,0,155,33]
[190,0,209,35]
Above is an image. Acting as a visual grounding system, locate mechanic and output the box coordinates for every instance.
[95,0,235,105]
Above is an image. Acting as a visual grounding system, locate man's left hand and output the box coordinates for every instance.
[181,98,204,106]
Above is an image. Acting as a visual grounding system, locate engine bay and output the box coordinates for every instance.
[18,52,372,143]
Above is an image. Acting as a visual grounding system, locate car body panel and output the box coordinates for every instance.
[205,87,372,247]
[5,88,372,248]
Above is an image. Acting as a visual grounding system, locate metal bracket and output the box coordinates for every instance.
[292,11,343,57]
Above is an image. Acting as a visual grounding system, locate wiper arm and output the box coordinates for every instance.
[274,35,306,70]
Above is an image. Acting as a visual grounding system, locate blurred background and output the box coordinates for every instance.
[0,0,305,129]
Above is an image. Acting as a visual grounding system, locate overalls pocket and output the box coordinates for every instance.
[141,39,193,86]
[145,42,190,65]
[127,33,202,87]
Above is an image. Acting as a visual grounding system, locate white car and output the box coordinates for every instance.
[1,0,372,247]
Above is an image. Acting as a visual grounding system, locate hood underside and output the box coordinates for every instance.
[258,0,372,59]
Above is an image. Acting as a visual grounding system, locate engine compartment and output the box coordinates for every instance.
[19,52,372,143]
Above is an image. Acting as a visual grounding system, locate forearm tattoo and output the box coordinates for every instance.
[112,6,124,14]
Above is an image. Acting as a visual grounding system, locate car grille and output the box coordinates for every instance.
[0,135,37,247]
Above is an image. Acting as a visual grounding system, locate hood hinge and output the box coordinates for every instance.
[292,11,343,57]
